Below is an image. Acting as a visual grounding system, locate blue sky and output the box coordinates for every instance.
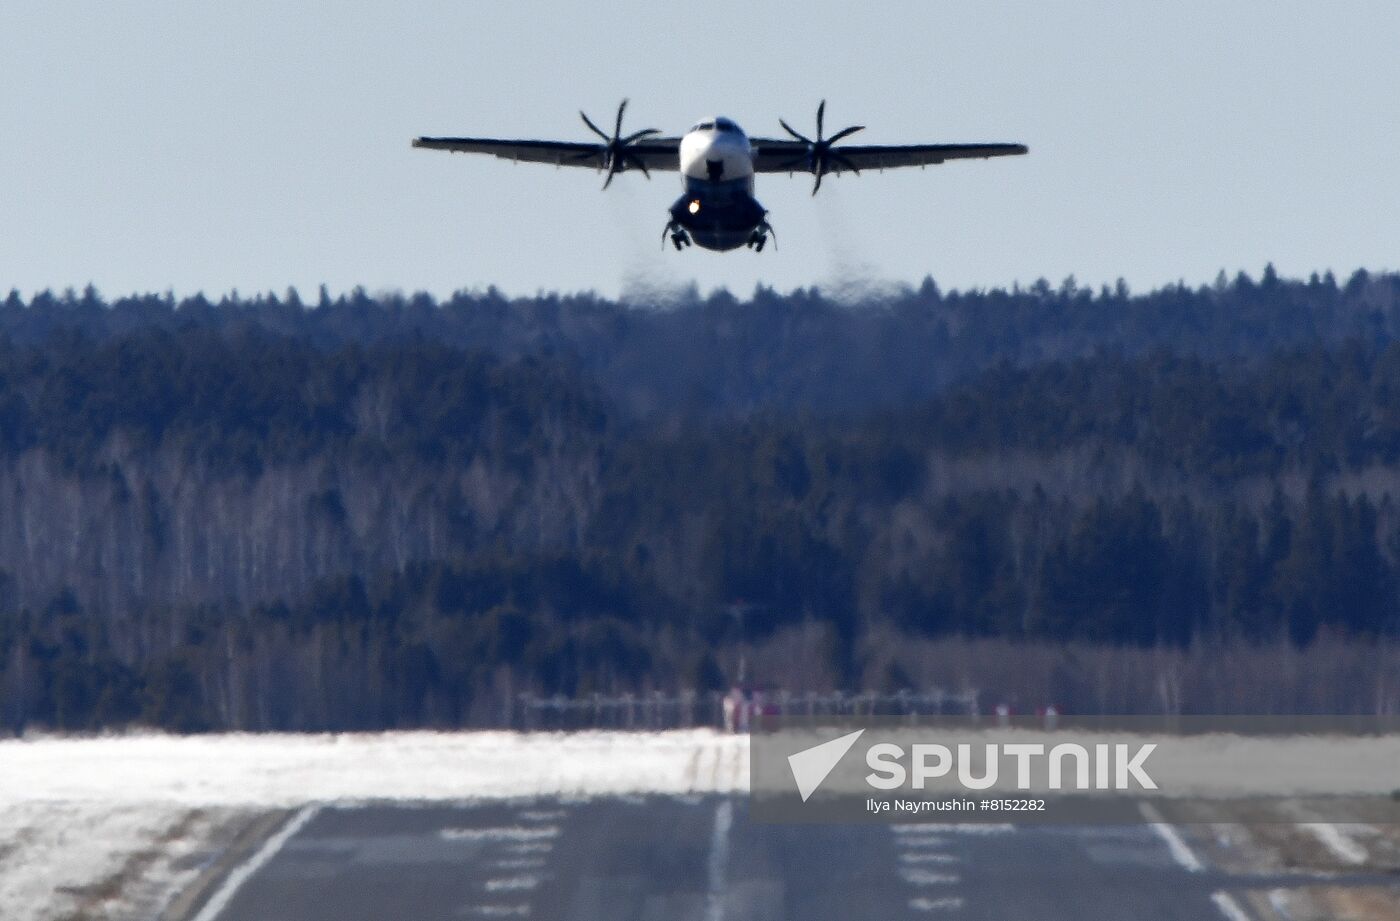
[1,1,1396,301]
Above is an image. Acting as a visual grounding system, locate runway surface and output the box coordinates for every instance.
[198,796,1343,921]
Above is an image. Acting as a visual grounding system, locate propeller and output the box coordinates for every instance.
[777,100,865,195]
[578,99,660,189]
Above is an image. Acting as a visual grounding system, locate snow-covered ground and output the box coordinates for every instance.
[0,800,250,921]
[9,727,1400,809]
[0,729,748,921]
[3,727,1399,921]
[0,729,749,807]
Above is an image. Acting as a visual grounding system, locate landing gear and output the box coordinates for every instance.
[746,220,776,253]
[663,220,691,251]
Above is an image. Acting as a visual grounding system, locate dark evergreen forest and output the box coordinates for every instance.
[3,267,1400,730]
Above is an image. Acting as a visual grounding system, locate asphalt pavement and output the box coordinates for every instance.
[195,795,1373,921]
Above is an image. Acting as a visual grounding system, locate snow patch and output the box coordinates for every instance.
[0,803,242,921]
[0,729,748,807]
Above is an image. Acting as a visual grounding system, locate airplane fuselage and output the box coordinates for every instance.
[667,117,770,251]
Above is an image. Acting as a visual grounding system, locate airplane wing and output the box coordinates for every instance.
[749,140,1028,174]
[412,136,683,172]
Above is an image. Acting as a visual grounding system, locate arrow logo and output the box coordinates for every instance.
[787,729,865,802]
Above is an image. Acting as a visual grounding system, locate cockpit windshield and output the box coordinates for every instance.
[691,118,741,134]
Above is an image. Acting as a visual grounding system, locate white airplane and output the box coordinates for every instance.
[413,100,1026,252]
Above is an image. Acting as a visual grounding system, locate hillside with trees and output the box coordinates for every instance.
[2,268,1400,730]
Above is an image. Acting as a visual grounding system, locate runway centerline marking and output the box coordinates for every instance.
[703,799,733,921]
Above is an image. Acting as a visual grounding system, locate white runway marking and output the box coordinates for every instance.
[441,825,560,843]
[1140,803,1203,873]
[913,824,1013,834]
[899,868,960,886]
[492,857,547,870]
[469,904,531,917]
[191,805,321,921]
[1301,823,1368,865]
[1210,891,1251,921]
[504,841,553,855]
[1268,888,1297,920]
[892,822,966,910]
[704,799,733,921]
[484,874,542,893]
[898,852,960,865]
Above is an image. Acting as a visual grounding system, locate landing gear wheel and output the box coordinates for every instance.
[747,220,776,253]
[671,231,691,251]
[663,221,692,251]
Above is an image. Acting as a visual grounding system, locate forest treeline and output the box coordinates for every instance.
[2,268,1400,730]
[3,265,1396,418]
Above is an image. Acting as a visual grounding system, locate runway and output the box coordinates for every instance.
[188,795,1325,921]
